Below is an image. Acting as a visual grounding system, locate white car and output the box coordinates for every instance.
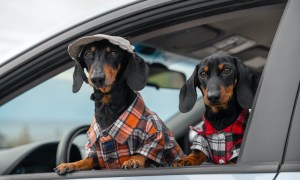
[0,0,299,179]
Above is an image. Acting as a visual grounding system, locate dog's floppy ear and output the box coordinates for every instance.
[72,62,84,93]
[235,57,260,109]
[125,53,149,91]
[179,65,200,113]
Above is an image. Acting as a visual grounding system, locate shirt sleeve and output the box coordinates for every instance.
[84,141,97,158]
[84,137,102,170]
[135,115,182,166]
[190,134,210,159]
[84,129,98,159]
[230,113,248,162]
[229,143,241,161]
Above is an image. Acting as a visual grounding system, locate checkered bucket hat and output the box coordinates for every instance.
[68,34,135,61]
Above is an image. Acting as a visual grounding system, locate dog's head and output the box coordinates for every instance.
[179,54,260,113]
[71,39,149,93]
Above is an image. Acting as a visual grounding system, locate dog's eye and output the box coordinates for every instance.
[84,52,93,59]
[111,51,118,57]
[199,71,207,78]
[223,68,232,75]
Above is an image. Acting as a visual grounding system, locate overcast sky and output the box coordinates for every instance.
[0,0,135,63]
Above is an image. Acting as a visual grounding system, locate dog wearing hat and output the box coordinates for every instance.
[54,34,185,175]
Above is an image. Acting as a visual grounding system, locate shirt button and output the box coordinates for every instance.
[102,130,108,137]
[219,159,225,164]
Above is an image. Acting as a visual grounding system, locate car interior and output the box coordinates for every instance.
[134,7,283,154]
[0,4,285,177]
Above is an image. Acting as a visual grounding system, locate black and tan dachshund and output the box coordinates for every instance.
[54,37,184,175]
[173,54,260,166]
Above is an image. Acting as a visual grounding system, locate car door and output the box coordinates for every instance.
[239,0,300,179]
[277,81,300,180]
[275,2,300,177]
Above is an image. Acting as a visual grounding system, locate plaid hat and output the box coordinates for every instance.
[68,34,135,61]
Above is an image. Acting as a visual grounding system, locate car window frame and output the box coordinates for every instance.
[239,0,297,165]
[278,1,300,171]
[280,80,300,173]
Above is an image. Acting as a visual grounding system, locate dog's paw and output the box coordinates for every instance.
[172,157,197,167]
[54,163,76,175]
[121,159,143,169]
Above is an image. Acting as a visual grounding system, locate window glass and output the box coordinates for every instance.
[0,45,198,149]
[0,69,94,148]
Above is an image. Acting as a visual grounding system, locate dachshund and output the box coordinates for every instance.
[54,35,184,175]
[172,54,260,166]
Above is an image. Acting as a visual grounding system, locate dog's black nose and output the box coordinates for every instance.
[91,76,105,86]
[207,90,220,102]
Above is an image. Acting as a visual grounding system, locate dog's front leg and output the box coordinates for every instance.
[172,150,206,167]
[54,158,94,175]
[121,154,146,169]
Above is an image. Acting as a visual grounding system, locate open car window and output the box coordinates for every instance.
[0,44,198,150]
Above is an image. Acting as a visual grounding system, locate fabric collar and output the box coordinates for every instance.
[192,109,249,135]
[89,92,145,145]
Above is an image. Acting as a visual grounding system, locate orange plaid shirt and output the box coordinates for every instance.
[85,93,185,169]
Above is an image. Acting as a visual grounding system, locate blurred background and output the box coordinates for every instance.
[0,0,135,62]
[0,0,191,150]
[0,0,139,148]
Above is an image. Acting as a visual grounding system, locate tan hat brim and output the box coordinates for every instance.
[68,34,135,60]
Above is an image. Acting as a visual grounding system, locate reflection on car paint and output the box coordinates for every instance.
[73,173,276,180]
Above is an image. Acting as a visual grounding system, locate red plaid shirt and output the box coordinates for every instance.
[85,93,185,169]
[191,109,249,164]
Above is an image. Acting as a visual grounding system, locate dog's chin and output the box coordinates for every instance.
[205,101,228,108]
[205,102,229,113]
[95,84,109,89]
[90,83,111,90]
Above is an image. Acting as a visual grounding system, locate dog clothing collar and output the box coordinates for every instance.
[88,92,146,145]
[191,109,249,135]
